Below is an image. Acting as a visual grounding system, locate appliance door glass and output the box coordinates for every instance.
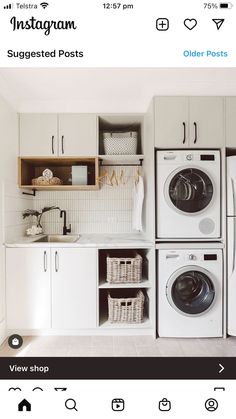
[168,168,213,213]
[168,270,215,315]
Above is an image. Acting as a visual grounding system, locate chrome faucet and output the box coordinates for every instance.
[60,210,71,235]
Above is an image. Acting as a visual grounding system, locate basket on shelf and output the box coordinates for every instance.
[106,254,142,283]
[32,176,63,186]
[108,290,145,324]
[103,131,138,155]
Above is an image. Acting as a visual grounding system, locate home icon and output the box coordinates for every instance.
[18,399,31,412]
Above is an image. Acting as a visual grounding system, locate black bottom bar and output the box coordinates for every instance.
[0,357,235,380]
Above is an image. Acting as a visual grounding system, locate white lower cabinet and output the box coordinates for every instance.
[51,248,97,329]
[6,247,97,331]
[6,248,51,329]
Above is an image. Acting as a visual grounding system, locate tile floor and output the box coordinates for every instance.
[0,335,236,357]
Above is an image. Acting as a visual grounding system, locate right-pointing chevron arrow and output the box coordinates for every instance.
[219,363,224,373]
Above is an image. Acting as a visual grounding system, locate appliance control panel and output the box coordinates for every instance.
[158,150,219,164]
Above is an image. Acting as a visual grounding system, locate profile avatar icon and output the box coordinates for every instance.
[205,398,218,412]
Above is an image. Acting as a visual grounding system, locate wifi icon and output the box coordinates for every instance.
[40,2,49,8]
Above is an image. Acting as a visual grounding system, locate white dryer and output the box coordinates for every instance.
[156,150,221,239]
[158,249,223,338]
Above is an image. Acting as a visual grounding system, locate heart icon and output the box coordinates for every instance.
[184,18,197,30]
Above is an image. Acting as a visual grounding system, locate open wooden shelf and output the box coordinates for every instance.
[18,156,99,191]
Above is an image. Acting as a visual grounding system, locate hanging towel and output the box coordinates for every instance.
[132,175,144,231]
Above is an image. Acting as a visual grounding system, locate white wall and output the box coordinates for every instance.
[0,94,19,344]
[1,68,236,113]
[4,181,32,242]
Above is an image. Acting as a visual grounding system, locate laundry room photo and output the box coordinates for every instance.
[0,67,236,357]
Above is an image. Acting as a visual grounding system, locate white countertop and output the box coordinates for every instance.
[5,233,154,248]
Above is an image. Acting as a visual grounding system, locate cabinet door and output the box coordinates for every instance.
[155,97,189,148]
[189,97,224,148]
[58,114,97,156]
[20,114,58,156]
[226,97,236,147]
[6,248,51,329]
[52,248,97,329]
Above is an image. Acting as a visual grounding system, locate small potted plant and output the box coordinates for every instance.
[22,206,59,236]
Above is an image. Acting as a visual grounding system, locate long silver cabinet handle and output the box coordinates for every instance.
[44,251,47,272]
[55,251,59,272]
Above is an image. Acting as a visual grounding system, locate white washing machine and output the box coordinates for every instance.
[158,249,223,337]
[156,150,221,239]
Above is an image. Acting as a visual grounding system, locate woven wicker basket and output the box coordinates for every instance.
[108,290,145,323]
[103,131,138,155]
[32,176,63,186]
[106,254,142,283]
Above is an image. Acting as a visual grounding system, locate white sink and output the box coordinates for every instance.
[35,235,79,243]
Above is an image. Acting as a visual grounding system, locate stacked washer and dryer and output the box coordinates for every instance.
[156,150,223,338]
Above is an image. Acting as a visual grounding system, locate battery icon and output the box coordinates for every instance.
[220,2,233,8]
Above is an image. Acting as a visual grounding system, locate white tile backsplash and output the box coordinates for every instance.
[34,166,138,235]
[4,181,33,242]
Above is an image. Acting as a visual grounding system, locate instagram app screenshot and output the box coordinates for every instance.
[0,0,235,417]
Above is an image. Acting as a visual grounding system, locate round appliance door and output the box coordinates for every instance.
[166,267,215,316]
[166,168,214,214]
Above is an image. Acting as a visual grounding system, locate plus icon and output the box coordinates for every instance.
[156,18,169,31]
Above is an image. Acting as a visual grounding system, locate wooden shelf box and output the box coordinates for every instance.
[18,157,99,191]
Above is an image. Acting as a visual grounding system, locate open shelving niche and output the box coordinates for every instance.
[18,156,99,191]
[98,114,144,163]
[98,248,153,329]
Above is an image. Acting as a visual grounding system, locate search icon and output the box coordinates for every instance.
[65,398,78,411]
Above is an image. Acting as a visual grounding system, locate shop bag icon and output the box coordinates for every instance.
[159,398,171,411]
[8,334,23,349]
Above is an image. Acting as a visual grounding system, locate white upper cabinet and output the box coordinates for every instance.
[20,114,57,157]
[189,97,224,148]
[155,97,224,148]
[20,114,97,157]
[6,248,51,330]
[51,248,97,329]
[155,97,189,148]
[226,97,236,147]
[58,114,97,156]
